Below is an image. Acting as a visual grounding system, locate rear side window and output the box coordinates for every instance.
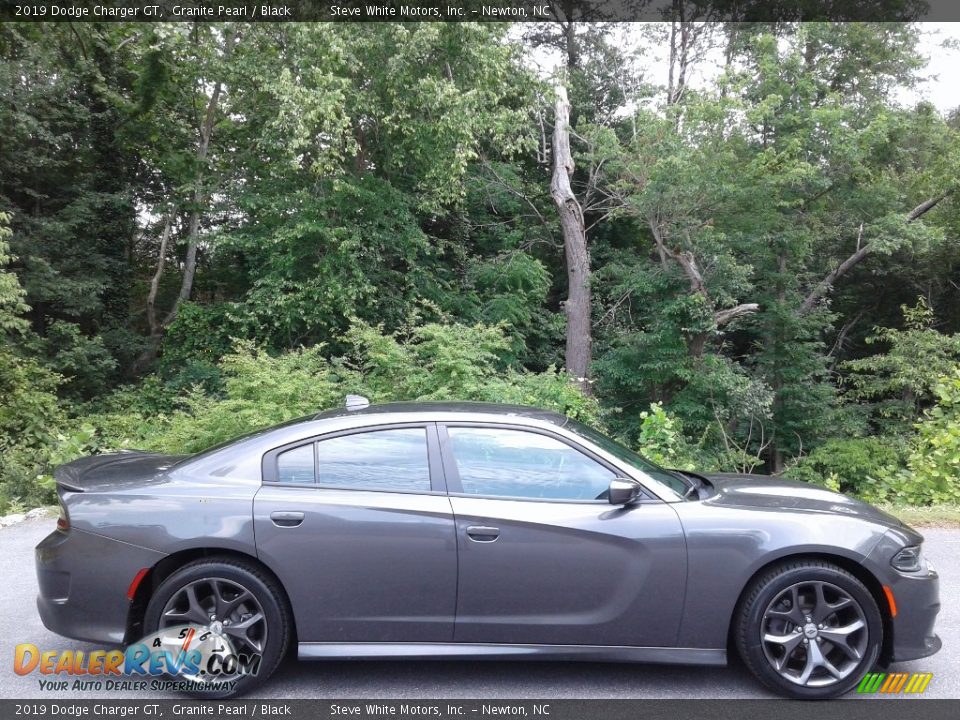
[268,427,432,492]
[277,444,315,484]
[316,428,430,492]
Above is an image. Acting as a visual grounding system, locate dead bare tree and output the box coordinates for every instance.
[551,85,592,392]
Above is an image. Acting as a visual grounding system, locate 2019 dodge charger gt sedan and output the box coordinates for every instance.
[36,400,940,698]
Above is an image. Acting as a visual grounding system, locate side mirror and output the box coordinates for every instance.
[608,478,641,505]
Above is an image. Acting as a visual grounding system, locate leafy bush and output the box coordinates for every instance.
[842,298,960,427]
[786,366,960,506]
[784,436,906,501]
[0,349,65,512]
[900,367,960,504]
[89,342,341,455]
[339,320,600,423]
[158,302,244,377]
[0,212,29,335]
[85,319,601,458]
[40,321,118,401]
[636,402,698,470]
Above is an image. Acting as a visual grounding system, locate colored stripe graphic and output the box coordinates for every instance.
[890,673,909,693]
[906,673,933,694]
[857,673,886,693]
[857,672,932,694]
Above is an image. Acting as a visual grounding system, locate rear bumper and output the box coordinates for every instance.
[36,527,165,645]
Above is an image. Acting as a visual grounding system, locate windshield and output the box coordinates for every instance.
[564,419,688,499]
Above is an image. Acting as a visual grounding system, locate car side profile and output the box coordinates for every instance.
[36,400,940,699]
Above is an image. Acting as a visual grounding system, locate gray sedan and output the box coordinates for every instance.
[35,400,940,699]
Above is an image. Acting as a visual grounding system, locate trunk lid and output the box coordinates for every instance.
[54,451,186,493]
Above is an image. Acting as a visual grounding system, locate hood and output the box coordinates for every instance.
[701,472,907,529]
[54,451,187,493]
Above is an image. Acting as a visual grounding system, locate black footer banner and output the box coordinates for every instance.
[2,700,958,720]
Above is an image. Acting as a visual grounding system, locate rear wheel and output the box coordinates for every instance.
[735,560,882,699]
[143,558,291,698]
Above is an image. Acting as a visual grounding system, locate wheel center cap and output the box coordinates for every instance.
[803,623,819,639]
[209,620,224,634]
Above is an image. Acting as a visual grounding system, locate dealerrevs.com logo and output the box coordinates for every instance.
[14,624,259,693]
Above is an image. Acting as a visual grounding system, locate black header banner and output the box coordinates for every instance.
[2,0,959,23]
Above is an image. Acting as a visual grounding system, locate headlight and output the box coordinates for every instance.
[891,545,923,572]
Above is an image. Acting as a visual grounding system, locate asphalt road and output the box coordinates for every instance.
[1,517,957,700]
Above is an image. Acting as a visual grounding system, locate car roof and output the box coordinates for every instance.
[314,401,570,427]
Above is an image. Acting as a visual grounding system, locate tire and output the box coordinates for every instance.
[735,560,882,699]
[143,557,292,698]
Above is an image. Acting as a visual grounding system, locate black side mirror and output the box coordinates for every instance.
[608,478,641,505]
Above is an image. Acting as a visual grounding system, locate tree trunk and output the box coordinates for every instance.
[667,1,691,107]
[133,30,235,374]
[768,252,788,474]
[145,209,173,337]
[551,85,592,392]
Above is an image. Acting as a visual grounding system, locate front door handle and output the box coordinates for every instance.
[270,511,304,528]
[466,525,500,542]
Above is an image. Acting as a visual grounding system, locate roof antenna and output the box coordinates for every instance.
[345,394,370,411]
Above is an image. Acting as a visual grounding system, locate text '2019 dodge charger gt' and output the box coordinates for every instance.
[36,399,940,698]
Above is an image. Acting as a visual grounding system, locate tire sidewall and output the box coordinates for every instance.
[740,564,883,699]
[142,560,288,697]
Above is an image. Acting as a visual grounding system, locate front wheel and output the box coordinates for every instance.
[143,558,292,697]
[735,560,883,699]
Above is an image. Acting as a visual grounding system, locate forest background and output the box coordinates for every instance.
[2,17,959,515]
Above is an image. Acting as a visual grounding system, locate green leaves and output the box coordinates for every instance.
[895,367,960,504]
[263,23,538,213]
[842,298,960,426]
[80,319,600,460]
[0,213,29,335]
[1,21,959,511]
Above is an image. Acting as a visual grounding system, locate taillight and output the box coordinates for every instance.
[56,502,69,531]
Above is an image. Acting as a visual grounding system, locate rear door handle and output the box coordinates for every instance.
[466,526,500,542]
[270,511,304,528]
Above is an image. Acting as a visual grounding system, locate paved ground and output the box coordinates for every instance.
[1,518,956,699]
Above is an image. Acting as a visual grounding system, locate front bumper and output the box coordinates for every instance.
[36,527,165,645]
[866,528,941,663]
[887,563,941,662]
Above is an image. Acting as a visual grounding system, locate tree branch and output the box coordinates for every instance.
[647,216,706,295]
[715,303,760,327]
[801,190,954,314]
[907,190,952,221]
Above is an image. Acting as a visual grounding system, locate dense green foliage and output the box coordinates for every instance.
[1,21,959,512]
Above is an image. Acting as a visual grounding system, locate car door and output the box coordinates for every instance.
[439,423,687,648]
[253,423,457,642]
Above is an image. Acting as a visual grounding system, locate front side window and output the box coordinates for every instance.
[447,427,614,501]
[564,419,687,499]
[315,428,431,492]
